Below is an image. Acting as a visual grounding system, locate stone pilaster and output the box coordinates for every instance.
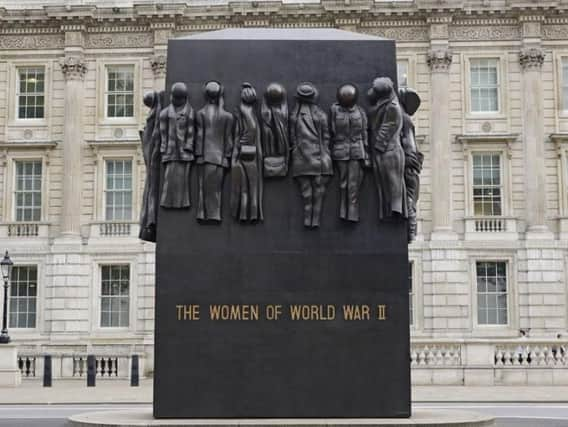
[59,27,86,238]
[519,23,551,237]
[427,46,455,239]
[151,22,174,90]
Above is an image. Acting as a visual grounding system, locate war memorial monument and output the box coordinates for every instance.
[69,28,495,427]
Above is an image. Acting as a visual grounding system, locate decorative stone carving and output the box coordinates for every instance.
[60,56,87,80]
[85,33,153,49]
[0,35,64,50]
[290,82,332,228]
[150,55,167,77]
[367,77,406,220]
[449,25,520,41]
[329,83,368,223]
[426,48,452,72]
[231,83,264,222]
[543,24,568,40]
[360,27,429,42]
[519,47,545,71]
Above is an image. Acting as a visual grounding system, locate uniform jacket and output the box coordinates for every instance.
[329,103,368,161]
[159,103,195,163]
[195,105,234,168]
[290,103,332,177]
[369,95,403,153]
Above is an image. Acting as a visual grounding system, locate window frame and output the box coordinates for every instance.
[96,59,141,126]
[91,259,137,334]
[15,66,46,121]
[104,64,136,120]
[103,158,134,222]
[470,151,504,218]
[8,265,39,330]
[4,154,48,223]
[463,54,507,120]
[474,260,509,326]
[469,254,518,336]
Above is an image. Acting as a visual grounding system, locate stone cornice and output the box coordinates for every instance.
[519,47,545,71]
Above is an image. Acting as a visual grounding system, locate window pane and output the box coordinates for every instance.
[105,160,133,221]
[8,266,38,328]
[17,67,46,119]
[470,59,499,113]
[476,261,507,326]
[106,65,135,118]
[472,153,503,217]
[100,265,130,328]
[14,160,42,222]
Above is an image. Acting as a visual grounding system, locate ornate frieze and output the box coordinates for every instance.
[427,48,452,72]
[150,54,167,78]
[0,34,64,49]
[519,47,545,71]
[85,33,153,49]
[60,56,87,80]
[449,26,520,41]
[359,27,429,42]
[543,25,568,40]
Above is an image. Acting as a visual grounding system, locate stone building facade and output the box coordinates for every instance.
[1,0,568,384]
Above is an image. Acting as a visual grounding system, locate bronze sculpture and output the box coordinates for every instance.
[261,82,289,177]
[367,77,406,219]
[231,83,264,222]
[290,82,332,228]
[195,81,234,222]
[159,82,195,209]
[330,84,369,222]
[399,88,423,242]
[139,90,164,242]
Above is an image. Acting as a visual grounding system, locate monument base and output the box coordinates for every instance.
[68,409,495,427]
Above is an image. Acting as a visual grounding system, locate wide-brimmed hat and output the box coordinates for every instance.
[295,82,317,101]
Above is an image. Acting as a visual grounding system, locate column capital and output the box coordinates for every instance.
[519,47,545,71]
[60,56,87,81]
[150,54,167,78]
[427,48,452,73]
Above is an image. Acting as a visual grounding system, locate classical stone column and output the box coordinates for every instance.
[427,47,454,239]
[59,55,86,237]
[520,46,550,237]
[150,54,167,90]
[151,22,173,91]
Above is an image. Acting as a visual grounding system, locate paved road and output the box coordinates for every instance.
[0,403,568,426]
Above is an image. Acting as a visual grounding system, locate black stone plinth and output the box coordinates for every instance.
[154,28,409,419]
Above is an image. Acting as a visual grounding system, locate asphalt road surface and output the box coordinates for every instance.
[0,403,568,426]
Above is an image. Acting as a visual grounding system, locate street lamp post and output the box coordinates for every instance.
[0,251,13,344]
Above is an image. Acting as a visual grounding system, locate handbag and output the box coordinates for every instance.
[240,144,257,161]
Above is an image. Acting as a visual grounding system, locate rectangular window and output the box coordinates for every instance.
[470,58,499,113]
[105,159,132,221]
[408,262,413,326]
[397,60,409,89]
[476,261,508,325]
[563,58,568,111]
[106,65,134,118]
[14,160,42,222]
[9,266,38,329]
[472,153,502,216]
[16,67,45,119]
[100,265,130,328]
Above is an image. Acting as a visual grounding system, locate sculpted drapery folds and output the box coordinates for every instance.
[367,77,407,219]
[261,82,289,177]
[159,82,195,209]
[398,88,423,242]
[195,81,234,222]
[330,84,369,223]
[139,90,165,242]
[290,82,333,228]
[231,83,264,222]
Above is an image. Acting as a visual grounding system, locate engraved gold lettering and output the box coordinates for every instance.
[265,304,283,320]
[176,304,200,320]
[209,304,260,320]
[289,304,335,320]
[377,304,387,320]
[342,304,370,320]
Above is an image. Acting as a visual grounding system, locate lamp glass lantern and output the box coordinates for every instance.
[0,251,13,282]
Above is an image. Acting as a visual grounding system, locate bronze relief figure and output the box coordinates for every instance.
[261,82,289,177]
[159,83,195,209]
[290,82,333,228]
[367,77,406,219]
[195,81,234,222]
[231,83,264,222]
[330,84,369,222]
[399,87,423,242]
[139,90,164,242]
